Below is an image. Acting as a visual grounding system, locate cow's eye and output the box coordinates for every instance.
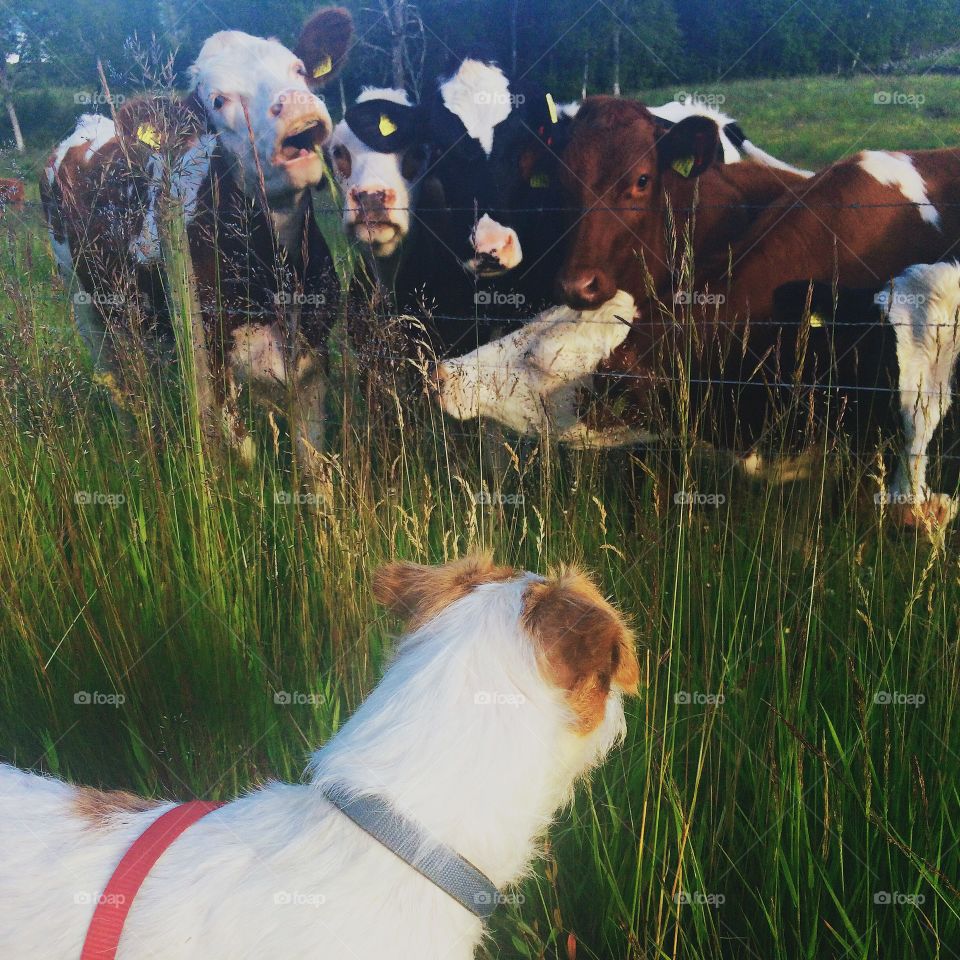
[212,95,226,111]
[635,175,649,190]
[296,65,308,78]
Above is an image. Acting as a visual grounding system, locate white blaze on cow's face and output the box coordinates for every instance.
[189,31,332,198]
[329,88,415,258]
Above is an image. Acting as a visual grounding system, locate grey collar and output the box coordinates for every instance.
[320,783,501,919]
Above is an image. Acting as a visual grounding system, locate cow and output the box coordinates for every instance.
[432,98,811,445]
[328,57,568,360]
[551,98,960,528]
[41,8,354,490]
[432,289,643,445]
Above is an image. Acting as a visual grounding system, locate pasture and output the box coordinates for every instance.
[2,72,960,959]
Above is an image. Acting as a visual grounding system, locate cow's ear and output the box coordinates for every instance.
[296,6,353,88]
[344,100,425,153]
[657,115,719,179]
[114,95,205,156]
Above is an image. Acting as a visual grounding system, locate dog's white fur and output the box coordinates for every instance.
[0,559,634,959]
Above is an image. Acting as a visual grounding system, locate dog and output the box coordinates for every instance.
[0,554,639,959]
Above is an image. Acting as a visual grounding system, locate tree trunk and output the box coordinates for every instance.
[389,0,406,89]
[612,24,621,96]
[5,98,24,153]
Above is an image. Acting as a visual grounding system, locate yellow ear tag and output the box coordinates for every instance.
[545,92,558,125]
[378,113,398,137]
[312,55,333,79]
[530,172,550,189]
[672,156,695,177]
[137,124,161,149]
[808,311,826,329]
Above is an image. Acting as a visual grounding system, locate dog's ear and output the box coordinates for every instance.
[523,567,639,733]
[295,6,354,89]
[373,553,516,628]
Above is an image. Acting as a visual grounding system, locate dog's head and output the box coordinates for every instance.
[373,553,639,777]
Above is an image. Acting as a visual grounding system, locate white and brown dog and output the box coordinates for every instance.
[0,555,638,959]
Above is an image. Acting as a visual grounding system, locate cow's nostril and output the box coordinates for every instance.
[559,270,614,309]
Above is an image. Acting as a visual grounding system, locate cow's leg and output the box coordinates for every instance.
[887,279,960,532]
[220,370,257,470]
[291,353,333,503]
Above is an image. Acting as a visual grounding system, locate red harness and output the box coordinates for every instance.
[80,801,224,960]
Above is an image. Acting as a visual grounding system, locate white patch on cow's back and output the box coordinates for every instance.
[436,289,651,445]
[439,59,511,155]
[859,151,940,227]
[53,114,116,173]
[650,100,813,175]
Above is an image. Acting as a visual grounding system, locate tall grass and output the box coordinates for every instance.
[3,150,960,960]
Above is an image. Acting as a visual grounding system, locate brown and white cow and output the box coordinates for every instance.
[42,8,353,489]
[552,98,960,528]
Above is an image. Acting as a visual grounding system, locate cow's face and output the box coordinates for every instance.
[329,90,429,258]
[188,10,352,198]
[426,60,558,278]
[556,97,719,310]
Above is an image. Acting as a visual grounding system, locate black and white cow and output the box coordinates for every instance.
[42,9,354,489]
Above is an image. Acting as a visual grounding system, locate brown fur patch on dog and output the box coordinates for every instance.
[74,786,161,827]
[523,567,639,733]
[373,553,517,629]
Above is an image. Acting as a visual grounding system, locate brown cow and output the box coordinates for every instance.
[555,97,960,529]
[42,9,353,490]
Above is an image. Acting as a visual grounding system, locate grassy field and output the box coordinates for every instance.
[2,74,960,959]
